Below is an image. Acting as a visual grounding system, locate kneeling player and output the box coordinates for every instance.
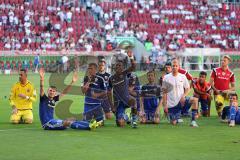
[109,58,138,128]
[97,60,113,120]
[39,68,98,130]
[140,71,160,124]
[192,71,212,117]
[127,72,141,115]
[81,63,107,124]
[221,93,240,127]
[162,59,199,127]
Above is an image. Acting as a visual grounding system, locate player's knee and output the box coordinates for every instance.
[216,100,223,107]
[131,107,137,115]
[140,117,146,124]
[24,119,33,124]
[11,120,20,124]
[105,112,112,119]
[192,97,198,104]
[171,120,177,125]
[128,98,136,106]
[201,110,208,117]
[118,119,125,127]
[154,118,160,124]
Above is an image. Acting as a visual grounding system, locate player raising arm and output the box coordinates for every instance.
[39,68,99,130]
[109,57,138,128]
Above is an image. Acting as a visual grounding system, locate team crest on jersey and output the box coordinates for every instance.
[222,72,225,76]
[104,76,108,80]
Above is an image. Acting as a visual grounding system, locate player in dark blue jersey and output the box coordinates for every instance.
[109,57,138,128]
[39,68,99,130]
[96,60,113,120]
[140,71,161,124]
[81,63,107,123]
[159,61,172,85]
[127,73,141,111]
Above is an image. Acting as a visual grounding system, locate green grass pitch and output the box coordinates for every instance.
[0,71,240,160]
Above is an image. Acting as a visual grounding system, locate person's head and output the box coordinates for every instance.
[115,60,124,74]
[221,55,231,68]
[19,69,27,84]
[87,63,98,76]
[47,86,57,99]
[199,71,207,84]
[98,60,106,72]
[147,70,156,83]
[165,61,172,74]
[229,93,238,105]
[171,58,179,74]
[127,50,133,57]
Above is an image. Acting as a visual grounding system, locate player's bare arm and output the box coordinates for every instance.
[123,58,136,74]
[230,82,235,91]
[180,87,190,106]
[139,97,145,116]
[81,82,90,94]
[39,68,45,97]
[210,77,219,94]
[128,85,137,97]
[91,90,107,99]
[60,72,78,98]
[156,98,162,115]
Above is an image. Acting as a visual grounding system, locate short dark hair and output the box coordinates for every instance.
[49,86,57,91]
[165,61,172,67]
[20,69,27,74]
[88,63,98,69]
[171,58,178,62]
[199,71,207,77]
[147,70,156,76]
[98,58,106,64]
[229,93,238,100]
[116,60,124,65]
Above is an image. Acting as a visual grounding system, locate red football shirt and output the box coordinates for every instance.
[178,68,193,81]
[210,67,235,91]
[192,78,211,100]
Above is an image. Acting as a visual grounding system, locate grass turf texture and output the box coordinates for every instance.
[0,71,240,160]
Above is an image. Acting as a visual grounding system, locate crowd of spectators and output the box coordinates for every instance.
[0,0,239,58]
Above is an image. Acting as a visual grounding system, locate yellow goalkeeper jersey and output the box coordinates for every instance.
[9,81,37,110]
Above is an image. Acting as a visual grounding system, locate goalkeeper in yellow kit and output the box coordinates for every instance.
[9,69,37,124]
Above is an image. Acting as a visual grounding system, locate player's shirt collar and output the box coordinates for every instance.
[19,80,30,87]
[98,71,106,74]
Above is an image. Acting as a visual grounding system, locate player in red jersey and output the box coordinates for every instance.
[178,67,193,81]
[192,71,212,117]
[210,55,235,117]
